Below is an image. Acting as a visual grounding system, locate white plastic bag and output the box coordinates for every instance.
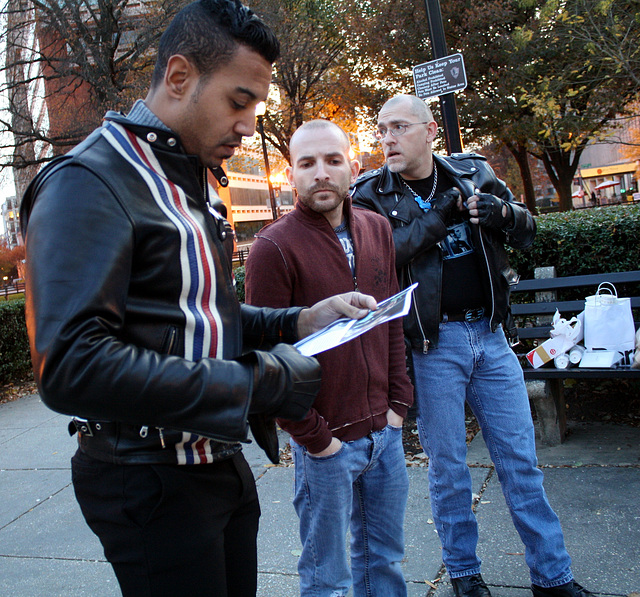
[584,282,636,361]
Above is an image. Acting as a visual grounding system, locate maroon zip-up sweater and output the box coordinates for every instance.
[245,198,413,454]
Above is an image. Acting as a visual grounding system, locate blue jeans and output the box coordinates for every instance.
[413,318,574,588]
[291,425,409,597]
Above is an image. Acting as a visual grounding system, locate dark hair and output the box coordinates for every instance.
[150,0,280,88]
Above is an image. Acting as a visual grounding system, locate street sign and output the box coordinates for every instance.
[413,53,467,100]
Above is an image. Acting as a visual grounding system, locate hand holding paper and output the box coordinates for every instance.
[295,283,418,356]
[296,292,378,340]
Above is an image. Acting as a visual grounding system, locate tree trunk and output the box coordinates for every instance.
[6,0,41,203]
[535,145,585,213]
[505,141,538,214]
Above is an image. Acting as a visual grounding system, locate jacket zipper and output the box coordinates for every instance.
[396,191,430,354]
[139,425,166,448]
[477,225,495,327]
[406,265,429,354]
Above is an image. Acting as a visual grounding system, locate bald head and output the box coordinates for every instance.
[289,120,351,159]
[380,94,434,124]
[376,94,439,180]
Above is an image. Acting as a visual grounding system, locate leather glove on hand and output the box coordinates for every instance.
[431,188,460,227]
[242,344,321,465]
[248,413,280,465]
[246,343,321,421]
[474,192,513,229]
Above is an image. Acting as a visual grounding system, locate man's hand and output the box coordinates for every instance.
[431,188,461,226]
[308,436,342,457]
[297,292,378,339]
[386,409,404,428]
[466,191,513,229]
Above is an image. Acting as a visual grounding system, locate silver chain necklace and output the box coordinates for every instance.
[401,162,438,211]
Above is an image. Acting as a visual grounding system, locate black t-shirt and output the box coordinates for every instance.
[403,169,487,315]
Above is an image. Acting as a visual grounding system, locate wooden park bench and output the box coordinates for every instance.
[510,269,640,446]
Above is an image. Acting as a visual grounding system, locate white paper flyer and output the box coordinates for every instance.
[294,283,418,357]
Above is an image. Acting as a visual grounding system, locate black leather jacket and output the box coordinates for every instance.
[351,153,536,352]
[20,111,302,465]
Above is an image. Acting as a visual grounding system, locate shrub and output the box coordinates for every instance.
[0,298,32,385]
[234,265,246,303]
[508,204,640,280]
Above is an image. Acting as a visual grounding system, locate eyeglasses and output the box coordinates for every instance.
[374,122,431,140]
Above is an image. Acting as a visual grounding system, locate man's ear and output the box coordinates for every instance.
[426,120,438,143]
[350,159,361,183]
[285,166,295,188]
[164,54,196,98]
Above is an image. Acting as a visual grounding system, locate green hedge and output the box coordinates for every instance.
[508,204,640,280]
[0,298,32,385]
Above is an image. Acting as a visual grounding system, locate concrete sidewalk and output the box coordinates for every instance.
[1,394,639,597]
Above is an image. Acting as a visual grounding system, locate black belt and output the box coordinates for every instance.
[69,418,113,437]
[442,307,485,323]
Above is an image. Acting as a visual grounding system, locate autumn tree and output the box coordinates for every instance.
[0,239,25,280]
[442,0,640,211]
[0,0,187,196]
[247,0,355,164]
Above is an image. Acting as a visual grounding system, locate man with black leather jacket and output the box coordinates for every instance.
[19,2,376,595]
[351,94,592,597]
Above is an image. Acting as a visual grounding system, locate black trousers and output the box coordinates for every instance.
[72,449,261,597]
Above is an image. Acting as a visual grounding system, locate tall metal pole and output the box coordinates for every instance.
[423,0,463,155]
[257,114,278,221]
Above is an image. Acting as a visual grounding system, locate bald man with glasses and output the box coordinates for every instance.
[352,94,593,597]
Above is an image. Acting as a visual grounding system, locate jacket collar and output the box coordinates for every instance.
[103,109,230,196]
[104,110,187,156]
[371,153,478,196]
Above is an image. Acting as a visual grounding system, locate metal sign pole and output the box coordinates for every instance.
[423,0,464,154]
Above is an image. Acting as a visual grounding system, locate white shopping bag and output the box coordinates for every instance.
[584,282,636,361]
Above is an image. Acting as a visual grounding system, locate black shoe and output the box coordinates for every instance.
[452,574,492,597]
[532,581,594,597]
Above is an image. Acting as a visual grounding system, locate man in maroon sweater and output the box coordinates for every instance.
[246,120,413,596]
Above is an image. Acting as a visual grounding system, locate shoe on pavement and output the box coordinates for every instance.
[532,581,594,597]
[452,574,492,597]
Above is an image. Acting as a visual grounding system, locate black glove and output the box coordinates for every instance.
[244,343,321,421]
[241,344,320,464]
[474,192,513,229]
[248,413,280,464]
[431,188,460,226]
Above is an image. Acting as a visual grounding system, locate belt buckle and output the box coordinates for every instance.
[71,418,95,437]
[464,307,484,323]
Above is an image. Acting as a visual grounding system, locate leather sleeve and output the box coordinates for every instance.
[23,165,254,443]
[352,184,449,268]
[240,303,304,351]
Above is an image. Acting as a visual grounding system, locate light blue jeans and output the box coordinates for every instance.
[291,425,409,597]
[413,318,574,588]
